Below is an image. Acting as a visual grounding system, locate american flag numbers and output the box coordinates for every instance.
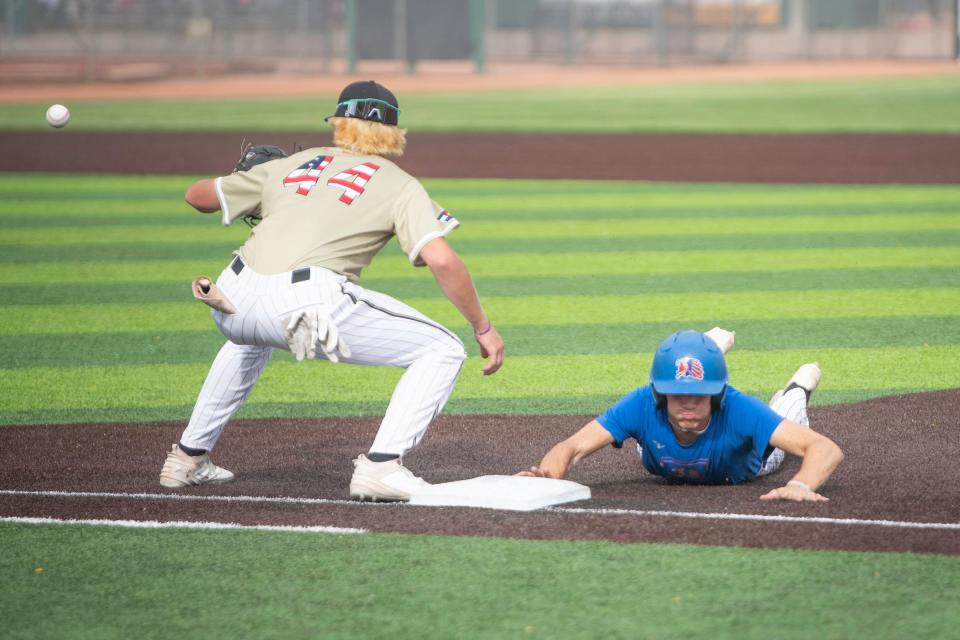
[326,162,380,204]
[282,155,332,195]
[282,158,379,205]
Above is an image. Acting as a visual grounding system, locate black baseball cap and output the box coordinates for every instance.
[325,80,400,126]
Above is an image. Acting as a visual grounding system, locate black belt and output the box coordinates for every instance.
[230,256,311,284]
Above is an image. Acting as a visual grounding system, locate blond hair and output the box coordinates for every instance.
[328,117,407,157]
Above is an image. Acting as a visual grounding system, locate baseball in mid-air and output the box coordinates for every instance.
[45,104,70,128]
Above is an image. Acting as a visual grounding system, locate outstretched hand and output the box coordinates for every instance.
[760,483,829,502]
[476,325,504,375]
[516,466,554,479]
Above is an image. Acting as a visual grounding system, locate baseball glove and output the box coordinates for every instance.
[234,142,289,227]
[234,143,289,173]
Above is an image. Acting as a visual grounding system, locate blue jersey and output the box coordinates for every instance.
[597,385,784,484]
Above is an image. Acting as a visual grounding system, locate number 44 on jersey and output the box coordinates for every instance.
[282,155,380,205]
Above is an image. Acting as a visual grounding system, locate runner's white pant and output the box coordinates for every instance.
[756,386,810,477]
[179,258,467,456]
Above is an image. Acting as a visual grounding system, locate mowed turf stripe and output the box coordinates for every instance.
[0,242,239,264]
[453,201,960,222]
[454,230,960,253]
[6,214,215,229]
[5,225,248,246]
[3,247,957,285]
[2,346,958,413]
[5,173,959,200]
[3,316,957,369]
[436,188,960,213]
[5,201,195,219]
[10,201,959,230]
[0,173,187,193]
[2,171,957,195]
[5,230,960,265]
[0,388,931,425]
[6,231,959,265]
[2,288,956,336]
[5,176,959,209]
[444,213,960,239]
[8,212,960,245]
[3,73,960,130]
[4,518,959,640]
[8,192,958,221]
[424,178,960,200]
[4,268,957,305]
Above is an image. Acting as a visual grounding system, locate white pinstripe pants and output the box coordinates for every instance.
[179,259,467,456]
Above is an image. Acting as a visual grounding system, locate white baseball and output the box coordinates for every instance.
[46,104,70,128]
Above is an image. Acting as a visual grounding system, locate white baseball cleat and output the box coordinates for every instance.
[770,362,821,403]
[159,444,235,488]
[349,454,430,502]
[704,326,735,354]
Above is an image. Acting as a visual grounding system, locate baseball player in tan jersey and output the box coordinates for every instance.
[159,80,504,501]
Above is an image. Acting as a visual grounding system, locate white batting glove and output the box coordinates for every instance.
[283,310,352,363]
[314,312,351,363]
[284,312,314,361]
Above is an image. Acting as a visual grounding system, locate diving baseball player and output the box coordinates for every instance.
[159,80,504,501]
[520,329,843,502]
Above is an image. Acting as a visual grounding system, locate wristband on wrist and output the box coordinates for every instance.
[787,479,812,492]
[475,322,492,337]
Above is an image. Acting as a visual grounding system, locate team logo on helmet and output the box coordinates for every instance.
[675,357,705,381]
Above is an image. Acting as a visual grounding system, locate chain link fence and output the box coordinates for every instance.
[0,0,955,81]
[495,0,956,63]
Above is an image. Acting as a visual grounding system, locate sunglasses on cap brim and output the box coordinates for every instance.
[336,99,400,124]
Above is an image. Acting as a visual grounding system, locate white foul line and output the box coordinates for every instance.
[0,488,379,507]
[549,506,960,531]
[2,489,958,531]
[0,515,366,535]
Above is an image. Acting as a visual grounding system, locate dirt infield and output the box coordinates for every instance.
[7,129,960,183]
[1,389,958,554]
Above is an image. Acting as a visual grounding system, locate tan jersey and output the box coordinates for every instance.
[214,147,459,281]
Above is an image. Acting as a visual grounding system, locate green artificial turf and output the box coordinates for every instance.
[0,175,958,424]
[7,212,960,245]
[1,316,956,369]
[1,345,956,417]
[2,288,957,335]
[2,267,958,304]
[3,74,960,640]
[2,75,959,132]
[2,522,958,640]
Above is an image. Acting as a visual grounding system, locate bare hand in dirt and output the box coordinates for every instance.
[516,466,554,478]
[759,484,829,502]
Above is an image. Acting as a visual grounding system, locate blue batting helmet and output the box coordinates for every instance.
[650,330,728,396]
